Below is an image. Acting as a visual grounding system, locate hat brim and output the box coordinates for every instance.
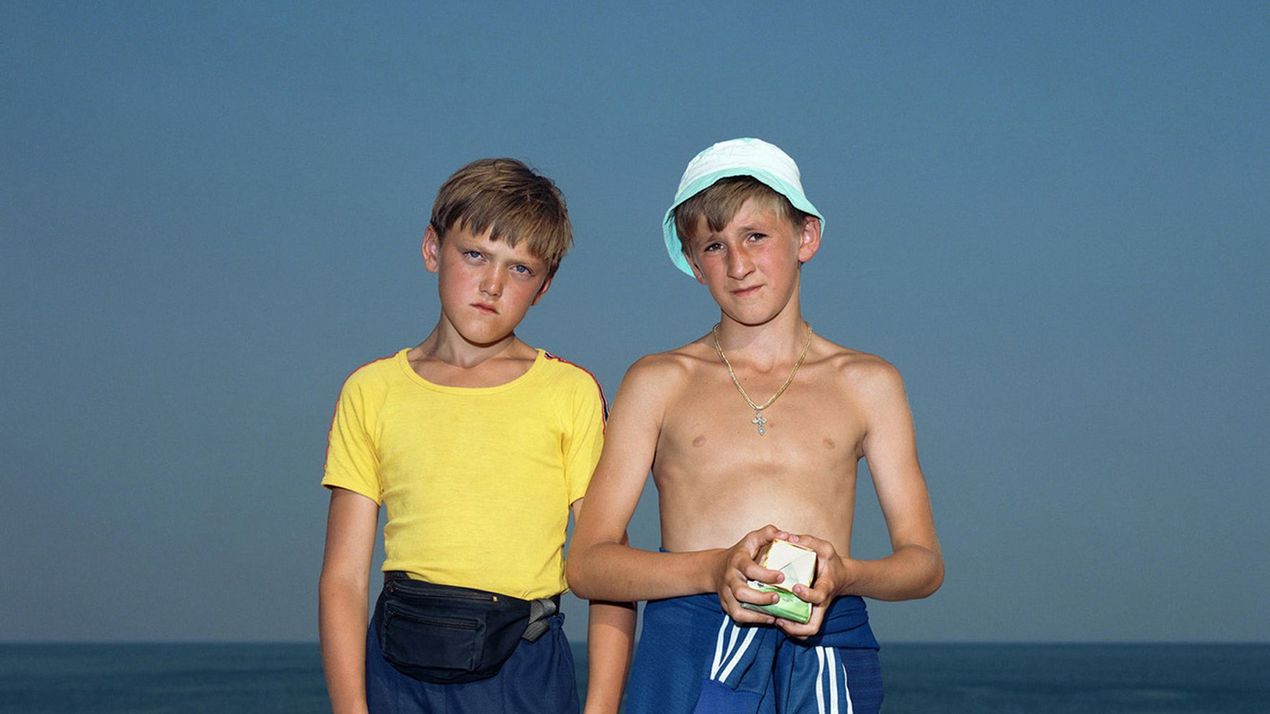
[662,168,824,277]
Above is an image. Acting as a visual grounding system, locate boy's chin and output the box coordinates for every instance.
[452,325,517,349]
[714,299,793,327]
[469,334,516,349]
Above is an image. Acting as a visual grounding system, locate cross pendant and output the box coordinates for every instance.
[752,411,767,436]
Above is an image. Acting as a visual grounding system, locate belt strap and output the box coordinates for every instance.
[522,596,560,642]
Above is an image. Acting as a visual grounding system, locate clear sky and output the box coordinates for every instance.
[2,2,1266,644]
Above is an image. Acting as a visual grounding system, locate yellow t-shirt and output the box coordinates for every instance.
[322,348,606,600]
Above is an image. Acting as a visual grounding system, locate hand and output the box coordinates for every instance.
[773,532,857,639]
[713,524,788,625]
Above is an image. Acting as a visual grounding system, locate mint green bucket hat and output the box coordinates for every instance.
[662,137,825,277]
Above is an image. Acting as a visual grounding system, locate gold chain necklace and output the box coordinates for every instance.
[711,322,813,436]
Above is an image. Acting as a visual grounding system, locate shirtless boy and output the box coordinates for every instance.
[568,138,943,713]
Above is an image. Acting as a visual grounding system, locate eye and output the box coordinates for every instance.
[747,232,767,242]
[702,241,723,253]
[462,249,483,261]
[511,264,535,277]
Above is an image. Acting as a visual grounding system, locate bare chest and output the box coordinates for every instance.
[657,378,864,485]
[651,377,865,548]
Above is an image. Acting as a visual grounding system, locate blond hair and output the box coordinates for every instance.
[673,176,810,250]
[431,158,572,276]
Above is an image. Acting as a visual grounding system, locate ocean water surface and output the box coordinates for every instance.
[1,642,1266,712]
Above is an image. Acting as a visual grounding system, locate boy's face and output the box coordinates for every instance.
[684,197,820,326]
[423,224,552,346]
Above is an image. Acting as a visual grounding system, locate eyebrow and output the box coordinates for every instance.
[728,215,782,234]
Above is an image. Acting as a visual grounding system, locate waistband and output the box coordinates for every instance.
[383,572,561,605]
[646,591,879,650]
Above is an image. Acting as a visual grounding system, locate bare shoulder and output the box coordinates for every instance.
[611,337,714,417]
[622,336,714,393]
[814,336,908,400]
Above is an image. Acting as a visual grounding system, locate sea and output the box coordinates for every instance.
[1,642,1267,713]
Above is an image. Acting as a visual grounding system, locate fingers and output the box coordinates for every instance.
[776,610,824,639]
[783,532,849,602]
[775,595,826,638]
[741,561,785,586]
[725,546,780,581]
[718,584,777,625]
[743,524,787,553]
[753,523,786,539]
[718,524,822,627]
[790,581,831,605]
[716,553,780,625]
[724,526,786,585]
[727,603,778,626]
[783,532,838,558]
[774,595,830,639]
[722,564,780,606]
[731,580,780,607]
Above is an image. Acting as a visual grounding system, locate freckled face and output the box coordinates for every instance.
[685,198,819,326]
[423,225,552,347]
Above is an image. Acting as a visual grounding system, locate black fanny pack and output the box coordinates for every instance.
[375,572,559,684]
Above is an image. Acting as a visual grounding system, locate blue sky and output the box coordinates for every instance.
[1,2,1267,643]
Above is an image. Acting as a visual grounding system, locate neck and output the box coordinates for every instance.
[714,311,809,364]
[418,320,527,370]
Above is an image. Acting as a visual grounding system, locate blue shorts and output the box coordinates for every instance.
[627,593,883,713]
[364,590,578,714]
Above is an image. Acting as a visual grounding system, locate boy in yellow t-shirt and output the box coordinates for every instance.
[319,158,635,714]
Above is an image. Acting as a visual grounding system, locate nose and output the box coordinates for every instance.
[727,246,754,280]
[480,267,503,297]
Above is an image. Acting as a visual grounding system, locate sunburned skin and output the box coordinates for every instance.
[650,337,890,558]
[568,196,940,638]
[567,145,938,713]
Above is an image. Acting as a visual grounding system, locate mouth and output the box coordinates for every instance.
[731,285,762,298]
[471,303,499,315]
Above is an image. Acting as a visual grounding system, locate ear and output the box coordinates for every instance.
[530,274,554,305]
[796,216,822,264]
[422,225,441,273]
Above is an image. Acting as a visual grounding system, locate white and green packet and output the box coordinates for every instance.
[740,539,817,624]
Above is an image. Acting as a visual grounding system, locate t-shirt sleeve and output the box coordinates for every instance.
[321,373,382,504]
[563,376,607,505]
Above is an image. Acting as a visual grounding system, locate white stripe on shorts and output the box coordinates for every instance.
[717,625,759,684]
[842,657,854,714]
[710,617,728,679]
[826,647,839,714]
[815,646,826,714]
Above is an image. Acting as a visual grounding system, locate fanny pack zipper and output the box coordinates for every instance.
[386,580,500,603]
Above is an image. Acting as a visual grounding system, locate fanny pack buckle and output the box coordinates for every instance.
[522,596,559,642]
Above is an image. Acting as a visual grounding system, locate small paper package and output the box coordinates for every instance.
[740,539,817,624]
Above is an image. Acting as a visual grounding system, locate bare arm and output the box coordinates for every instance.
[780,362,943,637]
[846,361,943,600]
[571,499,636,714]
[566,359,784,622]
[319,487,379,714]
